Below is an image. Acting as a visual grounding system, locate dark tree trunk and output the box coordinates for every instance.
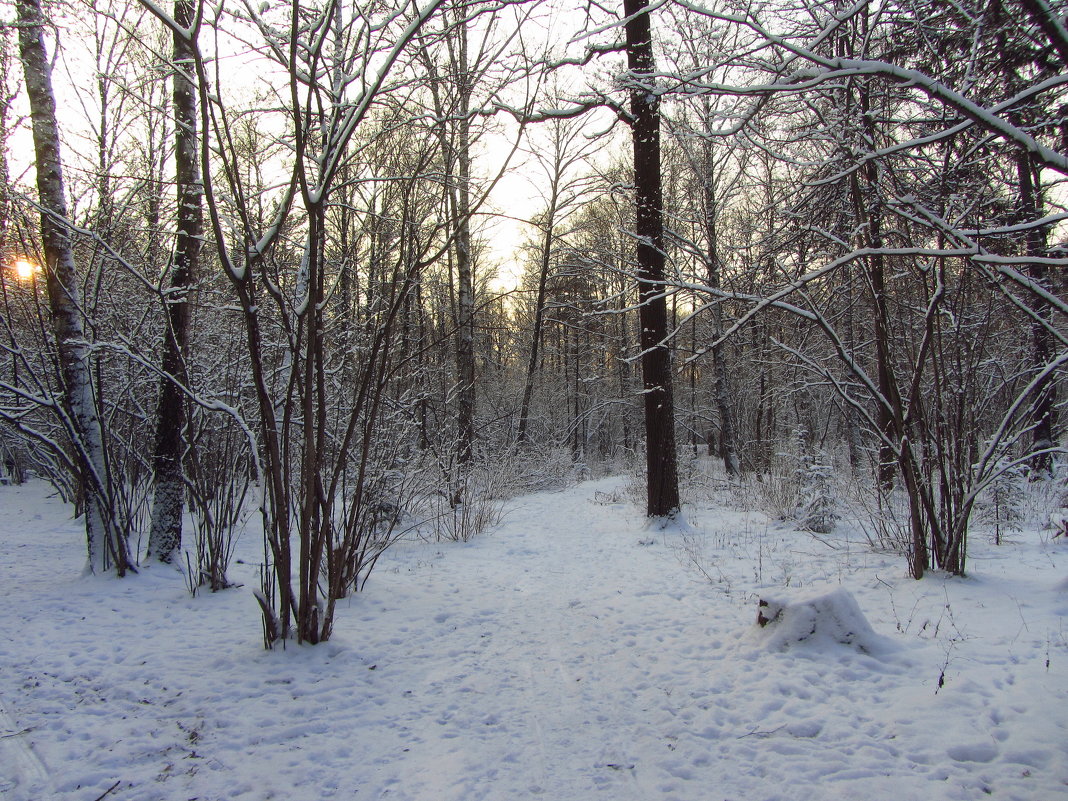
[517,201,555,447]
[1016,153,1057,477]
[624,0,680,518]
[849,165,897,491]
[702,138,738,476]
[149,0,202,563]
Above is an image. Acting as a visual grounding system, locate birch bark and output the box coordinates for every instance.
[18,0,127,573]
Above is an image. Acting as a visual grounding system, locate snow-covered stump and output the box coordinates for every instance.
[754,588,894,655]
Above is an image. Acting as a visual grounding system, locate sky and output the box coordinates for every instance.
[5,0,633,293]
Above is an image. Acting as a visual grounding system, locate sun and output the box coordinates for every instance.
[13,260,38,281]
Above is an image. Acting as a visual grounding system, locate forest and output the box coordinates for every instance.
[1,0,1066,650]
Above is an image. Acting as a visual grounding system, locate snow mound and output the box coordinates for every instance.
[752,588,895,655]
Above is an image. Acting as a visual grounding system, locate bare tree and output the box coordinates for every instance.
[624,0,680,518]
[148,0,203,564]
[661,0,1068,575]
[516,115,600,447]
[17,0,130,574]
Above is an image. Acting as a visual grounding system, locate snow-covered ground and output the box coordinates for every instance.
[1,475,1066,800]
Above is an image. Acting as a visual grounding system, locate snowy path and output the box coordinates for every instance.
[0,698,51,798]
[0,476,1066,800]
[344,482,696,799]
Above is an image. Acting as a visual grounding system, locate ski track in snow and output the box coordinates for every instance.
[1,476,1066,800]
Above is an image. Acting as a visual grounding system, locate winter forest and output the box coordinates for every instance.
[1,0,1067,797]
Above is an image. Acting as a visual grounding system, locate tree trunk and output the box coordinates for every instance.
[616,248,633,454]
[18,0,128,574]
[850,165,897,490]
[148,0,202,563]
[1016,152,1057,477]
[516,197,556,447]
[624,0,680,518]
[841,14,896,490]
[453,18,476,468]
[702,137,738,476]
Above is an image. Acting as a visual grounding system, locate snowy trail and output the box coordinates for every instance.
[0,476,1066,801]
[352,481,677,799]
[0,699,51,798]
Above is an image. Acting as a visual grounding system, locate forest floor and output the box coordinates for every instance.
[1,472,1066,801]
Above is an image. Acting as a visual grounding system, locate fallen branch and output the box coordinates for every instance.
[92,780,122,801]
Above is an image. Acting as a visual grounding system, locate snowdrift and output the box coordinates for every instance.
[751,587,896,655]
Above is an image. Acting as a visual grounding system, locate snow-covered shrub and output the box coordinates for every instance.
[0,437,26,485]
[428,466,505,543]
[751,449,802,523]
[489,446,579,498]
[798,451,838,534]
[848,477,913,556]
[186,482,248,595]
[184,411,253,594]
[726,435,837,535]
[1017,466,1068,535]
[976,459,1025,544]
[623,463,647,510]
[677,450,733,507]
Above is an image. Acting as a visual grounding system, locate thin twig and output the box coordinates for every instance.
[92,779,121,801]
[737,724,786,739]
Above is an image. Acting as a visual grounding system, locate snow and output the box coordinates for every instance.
[749,587,897,655]
[1,475,1066,800]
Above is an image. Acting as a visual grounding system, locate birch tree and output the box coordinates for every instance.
[17,0,130,574]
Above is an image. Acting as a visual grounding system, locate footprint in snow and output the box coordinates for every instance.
[946,741,998,763]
